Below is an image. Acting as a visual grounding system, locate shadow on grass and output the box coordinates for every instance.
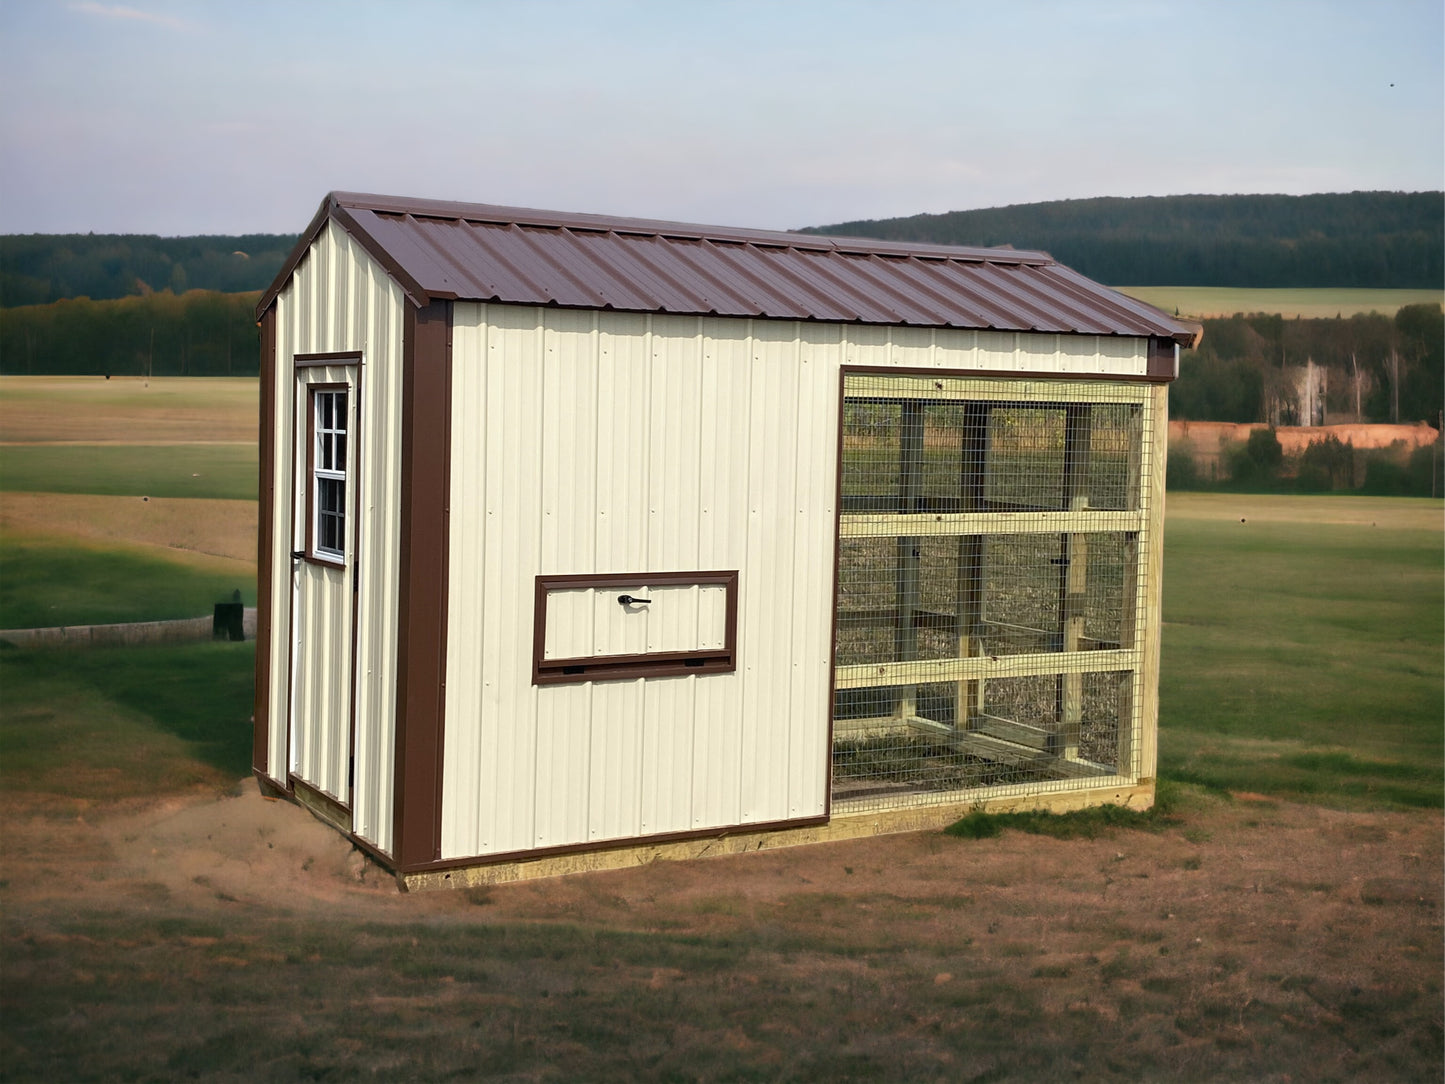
[944,780,1198,841]
[0,533,254,629]
[0,640,255,793]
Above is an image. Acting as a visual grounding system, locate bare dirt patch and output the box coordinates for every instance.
[2,785,1439,1080]
[0,493,257,569]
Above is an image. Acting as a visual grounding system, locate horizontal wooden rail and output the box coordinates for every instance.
[839,509,1143,538]
[834,647,1139,690]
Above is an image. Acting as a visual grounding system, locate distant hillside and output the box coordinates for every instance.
[804,192,1443,289]
[0,233,298,307]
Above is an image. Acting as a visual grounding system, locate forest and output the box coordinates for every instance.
[1,290,1438,430]
[0,233,296,307]
[806,191,1443,288]
[0,193,1439,435]
[0,291,260,378]
[1172,304,1442,426]
[1,192,1441,308]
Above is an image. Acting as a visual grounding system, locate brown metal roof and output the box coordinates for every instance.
[260,191,1202,346]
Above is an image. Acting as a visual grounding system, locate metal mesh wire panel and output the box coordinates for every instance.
[832,374,1156,812]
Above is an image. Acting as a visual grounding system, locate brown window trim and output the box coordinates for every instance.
[533,570,739,685]
[302,381,351,568]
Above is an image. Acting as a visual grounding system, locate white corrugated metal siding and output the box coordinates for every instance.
[288,364,355,802]
[262,220,407,855]
[441,307,1152,861]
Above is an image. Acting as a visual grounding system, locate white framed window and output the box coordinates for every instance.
[310,386,348,562]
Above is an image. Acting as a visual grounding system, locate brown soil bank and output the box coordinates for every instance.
[1,784,1439,1081]
[1170,420,1439,457]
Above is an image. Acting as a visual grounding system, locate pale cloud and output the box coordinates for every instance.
[70,2,189,31]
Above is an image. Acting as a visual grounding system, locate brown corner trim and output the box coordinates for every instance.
[532,570,739,685]
[392,300,453,870]
[1146,337,1180,382]
[253,309,277,776]
[395,814,832,876]
[252,767,291,800]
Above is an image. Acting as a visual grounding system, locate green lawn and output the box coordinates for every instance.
[1158,493,1443,809]
[0,443,257,499]
[0,531,253,629]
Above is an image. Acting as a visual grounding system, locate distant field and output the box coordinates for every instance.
[0,375,257,443]
[1158,493,1443,809]
[0,492,257,565]
[1116,286,1443,319]
[0,443,257,499]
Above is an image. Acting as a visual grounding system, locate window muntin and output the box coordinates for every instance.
[311,388,348,562]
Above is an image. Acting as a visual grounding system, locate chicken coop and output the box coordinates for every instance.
[253,192,1199,887]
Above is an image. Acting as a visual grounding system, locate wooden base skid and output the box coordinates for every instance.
[402,779,1155,891]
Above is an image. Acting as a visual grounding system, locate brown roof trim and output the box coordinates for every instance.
[252,307,277,777]
[261,192,1202,348]
[330,190,1053,264]
[392,300,452,868]
[256,195,333,319]
[330,201,431,307]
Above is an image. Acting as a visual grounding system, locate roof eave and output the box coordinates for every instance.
[255,194,334,320]
[254,193,434,320]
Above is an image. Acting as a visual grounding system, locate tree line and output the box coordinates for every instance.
[3,192,1441,308]
[0,233,297,307]
[2,287,1438,431]
[805,192,1443,288]
[0,291,261,377]
[1172,303,1442,426]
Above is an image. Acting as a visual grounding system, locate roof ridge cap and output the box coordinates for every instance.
[330,191,1050,264]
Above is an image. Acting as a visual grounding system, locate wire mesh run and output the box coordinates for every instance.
[832,375,1155,811]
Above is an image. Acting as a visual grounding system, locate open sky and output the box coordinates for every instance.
[1,0,1441,236]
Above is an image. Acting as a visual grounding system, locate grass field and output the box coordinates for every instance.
[0,531,253,628]
[0,641,254,802]
[1158,493,1442,809]
[0,374,1440,1080]
[0,443,257,500]
[0,374,259,628]
[0,493,1440,1080]
[1115,286,1444,319]
[0,375,257,443]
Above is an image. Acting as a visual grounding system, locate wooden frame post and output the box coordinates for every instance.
[1053,403,1092,759]
[955,401,988,730]
[894,400,924,724]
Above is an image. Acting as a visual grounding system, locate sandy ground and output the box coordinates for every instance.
[0,492,257,569]
[2,783,1440,1079]
[6,781,1437,932]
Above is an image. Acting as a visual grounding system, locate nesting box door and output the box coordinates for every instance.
[287,362,359,809]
